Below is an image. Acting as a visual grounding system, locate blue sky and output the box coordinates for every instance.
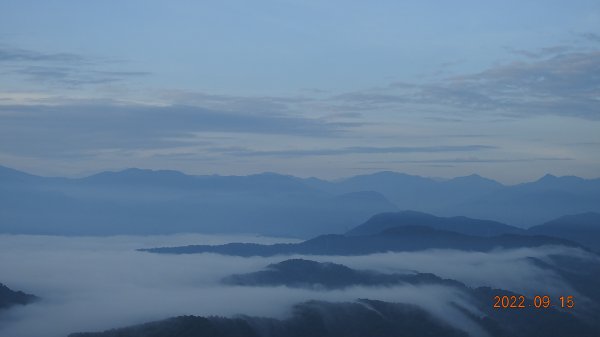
[0,0,599,183]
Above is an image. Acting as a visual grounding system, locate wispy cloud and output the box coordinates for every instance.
[0,47,85,63]
[14,66,150,86]
[505,45,571,59]
[0,101,349,157]
[580,32,600,43]
[216,145,496,158]
[363,157,574,164]
[0,46,149,87]
[334,47,600,120]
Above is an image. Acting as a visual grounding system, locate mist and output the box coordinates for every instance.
[0,234,593,337]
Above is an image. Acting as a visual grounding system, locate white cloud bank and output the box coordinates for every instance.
[0,234,593,337]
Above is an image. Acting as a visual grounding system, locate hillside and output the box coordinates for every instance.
[0,283,37,310]
[223,259,461,289]
[346,210,522,237]
[528,212,600,252]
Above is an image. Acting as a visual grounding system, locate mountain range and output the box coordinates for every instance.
[70,300,470,337]
[1,165,599,238]
[346,210,600,252]
[141,224,581,256]
[528,212,600,252]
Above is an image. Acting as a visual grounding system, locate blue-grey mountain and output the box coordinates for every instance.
[2,165,599,237]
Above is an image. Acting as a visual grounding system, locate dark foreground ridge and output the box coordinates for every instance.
[69,295,600,337]
[69,299,468,337]
[222,258,462,289]
[0,283,38,310]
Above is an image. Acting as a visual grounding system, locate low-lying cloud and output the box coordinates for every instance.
[0,235,594,337]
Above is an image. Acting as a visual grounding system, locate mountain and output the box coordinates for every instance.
[0,166,397,238]
[309,172,504,212]
[528,212,600,252]
[69,281,600,337]
[69,300,469,337]
[2,165,600,237]
[346,210,522,237]
[0,283,37,310]
[223,259,461,289]
[141,225,580,256]
[70,251,600,337]
[303,171,600,227]
[448,175,600,226]
[0,165,39,183]
[344,211,600,253]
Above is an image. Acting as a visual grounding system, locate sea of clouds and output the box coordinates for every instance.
[0,234,593,337]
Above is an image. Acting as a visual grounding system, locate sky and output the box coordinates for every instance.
[0,0,599,183]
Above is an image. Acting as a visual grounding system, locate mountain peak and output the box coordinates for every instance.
[0,165,40,182]
[346,210,521,237]
[539,173,558,181]
[82,168,192,185]
[530,173,587,186]
[446,173,503,187]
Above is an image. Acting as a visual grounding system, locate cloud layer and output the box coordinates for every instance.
[0,234,593,337]
[0,40,599,181]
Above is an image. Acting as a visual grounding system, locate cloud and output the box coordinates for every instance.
[157,90,312,115]
[0,102,347,157]
[14,66,150,86]
[363,157,573,164]
[0,235,593,337]
[0,46,148,87]
[315,247,593,297]
[216,145,496,158]
[0,47,85,63]
[334,48,600,120]
[580,32,600,43]
[506,45,571,59]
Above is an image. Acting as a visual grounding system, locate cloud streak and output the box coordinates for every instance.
[217,145,496,158]
[0,102,348,157]
[0,46,149,87]
[363,157,573,164]
[14,66,150,86]
[0,47,85,63]
[335,48,600,120]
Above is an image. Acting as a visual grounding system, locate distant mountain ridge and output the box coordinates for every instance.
[528,212,600,252]
[0,165,397,238]
[141,224,580,256]
[347,210,600,253]
[1,165,599,237]
[346,210,522,237]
